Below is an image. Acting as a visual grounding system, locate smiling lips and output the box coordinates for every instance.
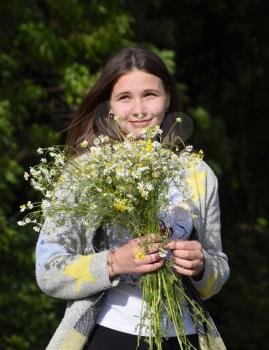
[129,118,153,126]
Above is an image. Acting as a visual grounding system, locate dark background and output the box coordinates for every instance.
[0,1,268,349]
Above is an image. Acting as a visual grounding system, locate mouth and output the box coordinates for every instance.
[129,119,153,126]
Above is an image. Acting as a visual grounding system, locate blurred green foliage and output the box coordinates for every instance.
[0,0,268,349]
[0,1,134,349]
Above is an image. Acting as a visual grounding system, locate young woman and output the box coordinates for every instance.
[35,47,230,350]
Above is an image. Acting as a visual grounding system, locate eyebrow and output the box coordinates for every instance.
[114,89,160,98]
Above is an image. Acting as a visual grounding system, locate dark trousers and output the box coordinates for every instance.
[84,324,199,350]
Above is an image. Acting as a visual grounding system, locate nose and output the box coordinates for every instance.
[132,98,147,118]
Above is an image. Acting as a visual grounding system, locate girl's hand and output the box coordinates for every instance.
[107,234,165,278]
[166,240,205,279]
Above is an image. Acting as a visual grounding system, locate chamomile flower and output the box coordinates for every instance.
[17,220,26,226]
[20,204,26,212]
[80,140,89,148]
[26,201,33,209]
[159,247,168,258]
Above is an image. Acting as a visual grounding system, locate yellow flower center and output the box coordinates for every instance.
[113,199,127,212]
[134,246,145,260]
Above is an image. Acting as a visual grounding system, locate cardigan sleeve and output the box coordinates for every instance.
[190,162,230,300]
[35,165,119,300]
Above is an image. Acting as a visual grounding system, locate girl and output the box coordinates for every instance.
[35,47,230,350]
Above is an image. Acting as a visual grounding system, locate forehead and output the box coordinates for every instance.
[111,70,165,94]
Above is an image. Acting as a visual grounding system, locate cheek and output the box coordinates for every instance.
[110,102,130,117]
[149,107,166,123]
[148,100,166,115]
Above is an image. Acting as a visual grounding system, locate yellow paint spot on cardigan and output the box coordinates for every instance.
[199,271,219,299]
[64,255,94,293]
[187,168,206,203]
[199,332,227,350]
[59,329,86,350]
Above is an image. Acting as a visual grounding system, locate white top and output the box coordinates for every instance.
[96,183,196,336]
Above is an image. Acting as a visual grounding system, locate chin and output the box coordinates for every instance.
[131,131,143,138]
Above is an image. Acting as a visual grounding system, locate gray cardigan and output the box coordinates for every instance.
[35,159,230,350]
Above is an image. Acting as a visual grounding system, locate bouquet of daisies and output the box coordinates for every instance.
[19,125,207,350]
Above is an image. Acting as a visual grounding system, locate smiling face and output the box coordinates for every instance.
[109,69,170,138]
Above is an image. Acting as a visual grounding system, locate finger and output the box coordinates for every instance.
[171,249,204,261]
[134,247,163,263]
[144,252,163,264]
[143,233,163,243]
[133,242,161,258]
[166,240,202,251]
[145,242,161,253]
[134,235,163,253]
[139,242,161,254]
[133,235,162,249]
[173,265,197,277]
[139,258,165,273]
[172,257,201,271]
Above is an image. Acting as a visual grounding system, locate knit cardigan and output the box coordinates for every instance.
[35,158,230,350]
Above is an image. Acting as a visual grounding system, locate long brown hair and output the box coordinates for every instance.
[65,47,181,153]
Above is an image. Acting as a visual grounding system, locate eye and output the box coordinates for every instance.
[118,95,129,101]
[144,92,156,97]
